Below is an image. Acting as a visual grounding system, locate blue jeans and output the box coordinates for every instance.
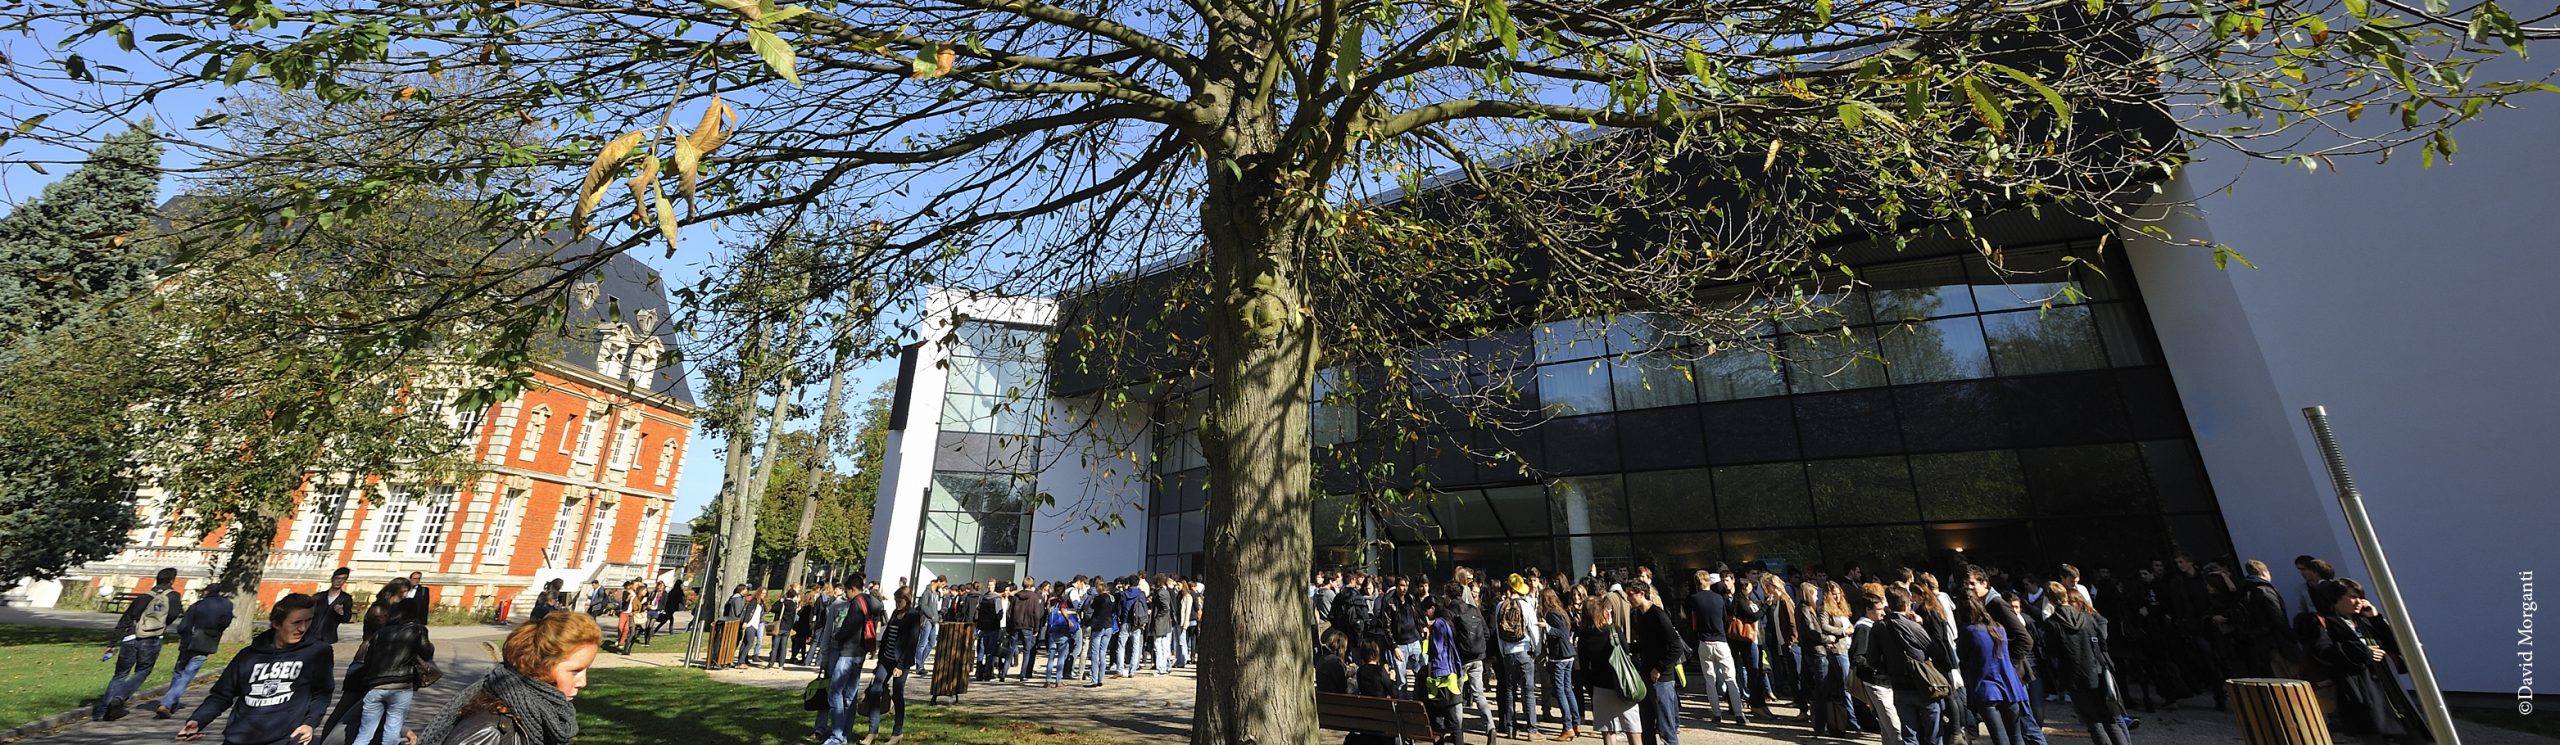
[1734,639,1770,705]
[1546,658,1580,731]
[918,622,939,669]
[1087,628,1117,685]
[1115,624,1142,675]
[2020,678,2050,745]
[1397,641,1425,686]
[819,653,865,744]
[1045,634,1075,684]
[1014,629,1039,681]
[1172,626,1191,667]
[1971,699,2024,745]
[740,623,764,664]
[96,638,162,714]
[354,687,414,745]
[1772,642,1802,701]
[157,653,209,710]
[1639,678,1682,745]
[1830,652,1866,731]
[1898,696,1944,745]
[1495,651,1539,734]
[1151,632,1173,675]
[867,662,907,736]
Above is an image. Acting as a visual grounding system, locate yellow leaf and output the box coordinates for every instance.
[1762,138,1784,172]
[688,95,736,154]
[934,47,956,77]
[395,86,418,101]
[652,184,680,255]
[673,137,704,220]
[578,129,650,229]
[624,153,662,225]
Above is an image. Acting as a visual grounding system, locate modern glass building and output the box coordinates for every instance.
[865,101,2560,696]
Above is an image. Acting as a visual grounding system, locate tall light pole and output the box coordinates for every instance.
[2301,406,2461,745]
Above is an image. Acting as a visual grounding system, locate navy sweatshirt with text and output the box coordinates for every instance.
[188,632,334,744]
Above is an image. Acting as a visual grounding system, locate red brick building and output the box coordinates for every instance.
[69,249,697,615]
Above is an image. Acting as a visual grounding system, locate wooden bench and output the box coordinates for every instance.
[1315,691,1437,743]
[101,592,147,615]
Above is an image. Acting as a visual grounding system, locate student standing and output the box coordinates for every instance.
[2300,579,2429,745]
[1627,580,1687,745]
[176,594,334,745]
[2042,583,2131,745]
[857,591,925,744]
[314,569,356,646]
[1962,569,2030,745]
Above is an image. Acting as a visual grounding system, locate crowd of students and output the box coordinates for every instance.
[1307,553,2432,745]
[89,565,605,745]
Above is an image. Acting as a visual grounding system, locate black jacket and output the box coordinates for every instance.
[190,632,335,744]
[313,590,355,645]
[403,586,433,623]
[1873,615,1952,694]
[1631,605,1688,678]
[358,621,438,688]
[878,610,925,669]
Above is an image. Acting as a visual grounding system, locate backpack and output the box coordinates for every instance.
[1449,600,1489,662]
[1889,621,1952,701]
[976,594,1004,629]
[134,590,176,638]
[1330,590,1369,636]
[1046,606,1077,637]
[1495,597,1527,644]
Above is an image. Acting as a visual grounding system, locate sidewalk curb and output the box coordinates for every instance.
[0,672,214,745]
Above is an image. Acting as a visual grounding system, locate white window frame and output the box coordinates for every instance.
[412,485,457,558]
[546,498,581,565]
[297,482,351,554]
[582,499,615,566]
[484,487,524,563]
[654,439,679,487]
[572,411,605,464]
[368,485,414,558]
[487,400,520,462]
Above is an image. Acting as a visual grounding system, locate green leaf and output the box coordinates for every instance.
[1684,45,1711,82]
[1334,17,1365,89]
[1837,102,1865,129]
[1962,76,2007,135]
[1485,0,1519,57]
[2342,0,2369,19]
[748,28,801,86]
[764,4,812,24]
[1983,63,2071,125]
[14,113,46,134]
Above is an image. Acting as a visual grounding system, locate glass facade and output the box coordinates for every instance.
[915,321,1048,585]
[1149,240,2232,579]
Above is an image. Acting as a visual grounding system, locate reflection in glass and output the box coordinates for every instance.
[1625,468,1715,530]
[1876,316,1992,384]
[1549,475,1630,535]
[1786,329,1887,392]
[1821,525,1928,573]
[1808,456,1919,524]
[1535,318,1611,363]
[1695,344,1787,402]
[1612,353,1699,410]
[1631,532,1721,577]
[1724,529,1822,572]
[1867,259,1978,321]
[1714,462,1813,528]
[1537,360,1615,416]
[2021,444,2156,516]
[1982,306,2106,376]
[1431,490,1506,539]
[1911,451,2032,521]
[1968,248,2087,313]
[1484,484,1550,536]
[1313,368,1358,446]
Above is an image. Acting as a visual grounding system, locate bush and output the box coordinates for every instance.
[427,606,501,626]
[53,580,98,611]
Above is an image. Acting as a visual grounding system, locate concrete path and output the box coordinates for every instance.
[0,607,120,632]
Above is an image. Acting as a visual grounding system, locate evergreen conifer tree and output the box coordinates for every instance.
[0,122,163,356]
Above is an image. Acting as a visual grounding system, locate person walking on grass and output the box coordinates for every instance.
[176,593,333,745]
[413,612,600,745]
[95,567,184,722]
[154,582,235,720]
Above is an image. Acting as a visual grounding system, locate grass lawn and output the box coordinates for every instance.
[579,667,1121,745]
[0,624,238,732]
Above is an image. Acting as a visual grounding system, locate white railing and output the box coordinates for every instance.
[82,547,337,580]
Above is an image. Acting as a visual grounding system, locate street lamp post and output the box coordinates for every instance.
[2301,405,2461,745]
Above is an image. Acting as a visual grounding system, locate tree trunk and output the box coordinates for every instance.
[784,343,852,591]
[1190,112,1321,745]
[214,509,280,645]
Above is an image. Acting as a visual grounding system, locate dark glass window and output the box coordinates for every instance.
[1876,316,1993,384]
[1912,450,2032,522]
[1613,353,1699,410]
[1786,328,1887,392]
[2117,368,2191,441]
[1795,390,1903,459]
[1723,529,1822,570]
[1821,525,1928,574]
[2164,514,2235,562]
[1431,489,1505,539]
[2033,517,2165,571]
[1695,343,1787,402]
[1550,475,1630,535]
[2091,305,2153,367]
[1808,456,1920,524]
[1615,407,1708,472]
[1896,382,2010,451]
[1983,306,2106,376]
[1484,485,1551,536]
[2000,372,2129,446]
[2020,444,2157,516]
[1868,258,1978,321]
[1967,248,2103,312]
[1714,463,1812,528]
[1625,468,1715,530]
[1537,361,1614,416]
[1632,532,1723,575]
[1701,398,1800,465]
[1535,318,1612,363]
[1541,413,1623,475]
[2142,440,2215,513]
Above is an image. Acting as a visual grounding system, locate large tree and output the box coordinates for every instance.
[7,0,2555,740]
[0,124,163,590]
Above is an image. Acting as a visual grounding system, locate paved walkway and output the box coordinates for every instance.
[0,607,119,631]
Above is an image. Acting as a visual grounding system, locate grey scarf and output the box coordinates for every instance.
[412,665,580,745]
